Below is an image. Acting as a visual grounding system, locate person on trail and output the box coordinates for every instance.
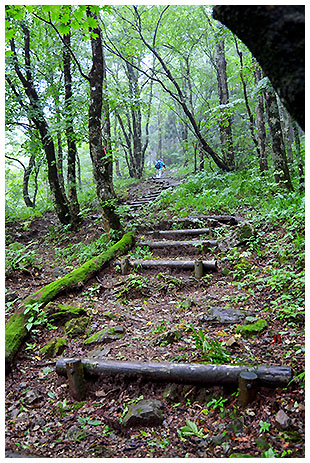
[155,158,165,178]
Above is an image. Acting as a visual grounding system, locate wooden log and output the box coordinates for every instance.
[66,359,86,400]
[56,358,292,388]
[5,231,135,373]
[120,257,130,275]
[238,370,258,406]
[129,259,218,271]
[195,260,204,279]
[146,228,210,238]
[136,240,218,249]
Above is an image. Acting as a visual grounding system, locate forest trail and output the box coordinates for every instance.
[5,175,304,458]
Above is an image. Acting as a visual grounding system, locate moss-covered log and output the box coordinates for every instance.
[5,231,135,372]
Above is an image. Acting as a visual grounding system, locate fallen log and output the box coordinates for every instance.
[159,215,242,228]
[5,231,135,373]
[128,259,218,271]
[56,358,292,388]
[145,228,210,238]
[136,239,217,249]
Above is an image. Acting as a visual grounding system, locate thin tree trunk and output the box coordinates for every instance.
[215,37,234,170]
[292,120,304,193]
[63,31,80,226]
[264,87,294,191]
[253,65,268,172]
[87,8,121,231]
[234,37,259,156]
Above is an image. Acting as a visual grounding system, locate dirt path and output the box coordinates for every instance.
[5,176,305,458]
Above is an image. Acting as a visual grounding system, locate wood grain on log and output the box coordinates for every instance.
[129,259,218,271]
[137,240,217,248]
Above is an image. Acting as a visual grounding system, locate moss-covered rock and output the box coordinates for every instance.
[84,326,125,345]
[40,337,68,358]
[64,316,90,338]
[235,319,268,337]
[45,302,87,325]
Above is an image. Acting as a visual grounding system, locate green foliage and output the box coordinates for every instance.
[5,242,36,273]
[190,325,230,364]
[177,420,208,439]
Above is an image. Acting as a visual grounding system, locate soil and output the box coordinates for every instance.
[5,173,305,458]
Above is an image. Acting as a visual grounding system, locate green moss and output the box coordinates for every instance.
[64,316,90,338]
[5,231,135,370]
[84,326,125,344]
[236,223,254,242]
[45,302,87,324]
[40,337,68,358]
[235,319,268,337]
[5,312,28,370]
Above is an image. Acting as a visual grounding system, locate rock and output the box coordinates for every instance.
[153,329,182,346]
[84,326,125,345]
[219,222,255,252]
[45,302,87,325]
[64,316,90,338]
[235,319,268,337]
[122,399,164,427]
[40,337,68,359]
[67,425,88,441]
[275,409,291,429]
[24,389,42,405]
[88,347,111,358]
[199,307,245,324]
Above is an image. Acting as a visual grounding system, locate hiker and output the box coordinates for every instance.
[155,159,165,178]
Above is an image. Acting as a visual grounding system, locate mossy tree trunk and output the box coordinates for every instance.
[5,231,135,373]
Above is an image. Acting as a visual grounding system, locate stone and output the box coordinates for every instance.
[40,337,68,358]
[153,329,182,346]
[67,424,88,441]
[84,326,125,345]
[219,222,255,252]
[199,307,245,324]
[64,316,90,338]
[122,399,164,427]
[88,346,111,358]
[24,389,42,404]
[275,409,291,429]
[45,302,87,325]
[235,319,268,337]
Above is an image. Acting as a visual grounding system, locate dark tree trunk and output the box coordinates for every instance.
[253,65,268,172]
[264,88,294,191]
[213,5,305,130]
[63,31,80,226]
[87,8,121,232]
[292,121,304,193]
[234,37,259,157]
[215,37,234,170]
[10,27,71,225]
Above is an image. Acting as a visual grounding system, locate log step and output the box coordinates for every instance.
[128,258,218,271]
[137,239,218,249]
[145,228,211,238]
[56,358,293,388]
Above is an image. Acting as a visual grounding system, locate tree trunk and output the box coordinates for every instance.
[87,8,121,231]
[215,36,234,170]
[254,65,268,172]
[292,120,304,193]
[5,231,135,372]
[264,87,294,191]
[234,37,259,157]
[10,28,71,225]
[63,31,80,227]
[56,358,292,388]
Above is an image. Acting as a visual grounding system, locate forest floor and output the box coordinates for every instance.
[5,173,305,458]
